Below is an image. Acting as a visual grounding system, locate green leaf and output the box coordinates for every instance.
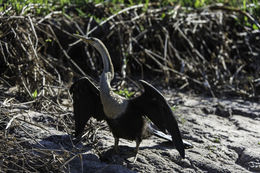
[252,24,259,30]
[115,88,134,98]
[243,0,247,10]
[213,138,220,143]
[32,90,38,99]
[171,106,176,111]
[45,38,52,42]
[161,12,166,19]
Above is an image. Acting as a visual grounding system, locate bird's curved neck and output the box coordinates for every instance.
[94,39,127,119]
[95,40,114,94]
[95,40,114,82]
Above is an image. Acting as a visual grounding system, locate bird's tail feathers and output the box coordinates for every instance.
[148,124,172,141]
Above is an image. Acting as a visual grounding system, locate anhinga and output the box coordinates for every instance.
[70,35,190,161]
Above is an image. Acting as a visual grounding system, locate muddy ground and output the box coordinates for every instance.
[1,85,259,173]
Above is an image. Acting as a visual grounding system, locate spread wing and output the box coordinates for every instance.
[134,80,185,158]
[70,77,105,138]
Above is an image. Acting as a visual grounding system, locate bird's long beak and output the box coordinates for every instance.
[73,34,93,44]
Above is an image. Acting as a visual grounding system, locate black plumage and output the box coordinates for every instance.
[71,78,186,158]
[70,77,105,138]
[70,35,190,160]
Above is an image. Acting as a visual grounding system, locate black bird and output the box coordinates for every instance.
[70,35,190,161]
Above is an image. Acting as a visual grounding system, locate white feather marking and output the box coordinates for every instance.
[100,91,128,119]
[100,72,128,119]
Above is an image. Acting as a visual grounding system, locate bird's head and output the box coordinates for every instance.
[73,34,114,79]
[73,34,100,47]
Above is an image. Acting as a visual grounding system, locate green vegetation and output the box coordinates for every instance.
[32,89,38,99]
[213,137,220,143]
[171,105,177,111]
[1,0,259,18]
[115,88,135,98]
[0,0,258,33]
[205,145,217,152]
[176,113,186,125]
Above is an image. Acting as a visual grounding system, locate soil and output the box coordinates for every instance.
[2,85,259,173]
